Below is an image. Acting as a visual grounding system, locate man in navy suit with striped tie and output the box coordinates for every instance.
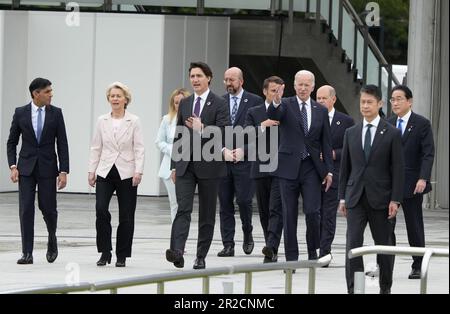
[268,70,333,262]
[217,67,263,257]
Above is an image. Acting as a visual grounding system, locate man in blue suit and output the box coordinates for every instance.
[388,85,435,279]
[316,85,354,265]
[7,78,69,264]
[268,70,333,261]
[217,67,263,257]
[245,76,283,263]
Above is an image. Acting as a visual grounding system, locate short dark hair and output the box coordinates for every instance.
[391,85,413,99]
[360,84,382,102]
[263,76,284,90]
[189,62,213,85]
[29,78,52,98]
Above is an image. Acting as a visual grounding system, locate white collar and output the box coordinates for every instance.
[398,110,412,122]
[230,89,244,100]
[363,115,381,128]
[194,89,210,101]
[296,96,311,107]
[329,108,335,119]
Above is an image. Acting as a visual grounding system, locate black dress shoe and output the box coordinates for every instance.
[193,257,205,269]
[17,253,33,265]
[262,246,278,263]
[379,288,391,294]
[115,257,126,267]
[308,250,318,260]
[46,234,58,263]
[408,268,421,279]
[243,233,254,255]
[166,249,184,268]
[96,252,112,266]
[217,246,234,257]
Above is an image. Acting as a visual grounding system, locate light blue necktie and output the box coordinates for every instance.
[397,118,403,135]
[36,108,43,143]
[231,96,238,124]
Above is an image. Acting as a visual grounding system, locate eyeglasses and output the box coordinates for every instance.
[223,79,237,84]
[389,97,407,103]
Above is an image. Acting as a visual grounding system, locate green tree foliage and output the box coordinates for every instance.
[350,0,409,64]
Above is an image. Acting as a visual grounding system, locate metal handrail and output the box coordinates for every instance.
[348,245,449,294]
[2,255,332,294]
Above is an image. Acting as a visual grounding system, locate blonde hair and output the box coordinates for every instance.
[168,88,190,122]
[106,81,132,109]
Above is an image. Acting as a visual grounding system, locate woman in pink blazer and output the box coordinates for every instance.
[88,82,145,267]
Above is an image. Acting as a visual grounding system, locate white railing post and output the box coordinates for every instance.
[354,272,365,294]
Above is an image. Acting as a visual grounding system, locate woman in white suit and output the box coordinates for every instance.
[155,88,190,222]
[88,82,145,267]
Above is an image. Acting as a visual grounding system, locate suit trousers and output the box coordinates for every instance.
[18,165,57,254]
[95,165,137,258]
[254,177,283,251]
[319,186,339,256]
[162,177,178,222]
[345,191,395,292]
[402,194,425,269]
[171,162,219,258]
[279,157,322,261]
[219,162,254,247]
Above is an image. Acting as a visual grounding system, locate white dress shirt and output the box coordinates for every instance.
[193,89,210,116]
[362,115,381,148]
[396,109,412,135]
[229,89,244,116]
[31,101,46,138]
[329,108,335,126]
[296,96,312,131]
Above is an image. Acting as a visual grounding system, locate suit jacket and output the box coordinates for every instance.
[155,114,177,179]
[89,111,145,180]
[245,104,278,179]
[223,90,263,157]
[329,111,355,189]
[171,91,230,179]
[267,96,333,180]
[388,112,435,198]
[7,103,69,178]
[338,119,404,210]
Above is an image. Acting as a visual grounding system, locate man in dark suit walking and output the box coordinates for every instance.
[7,77,69,264]
[339,85,404,294]
[166,62,230,269]
[217,67,263,257]
[268,70,333,262]
[245,76,283,263]
[388,85,435,279]
[316,85,354,265]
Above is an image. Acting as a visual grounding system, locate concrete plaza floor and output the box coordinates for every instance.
[0,192,448,294]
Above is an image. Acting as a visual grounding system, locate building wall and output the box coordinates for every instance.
[0,11,229,195]
[408,0,449,209]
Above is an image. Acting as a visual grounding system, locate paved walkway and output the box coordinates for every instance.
[0,192,448,294]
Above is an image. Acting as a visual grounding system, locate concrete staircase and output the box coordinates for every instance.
[229,17,363,119]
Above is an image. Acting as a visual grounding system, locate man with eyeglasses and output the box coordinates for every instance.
[217,67,263,257]
[388,85,435,280]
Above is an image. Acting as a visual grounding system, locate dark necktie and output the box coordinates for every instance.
[230,96,238,124]
[37,108,43,143]
[397,118,403,135]
[300,102,309,159]
[193,97,201,117]
[364,124,373,162]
